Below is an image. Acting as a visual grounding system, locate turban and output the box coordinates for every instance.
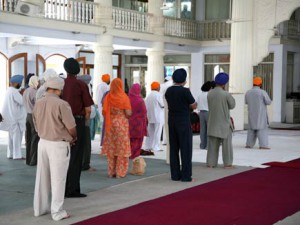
[201,81,212,92]
[28,75,39,89]
[43,69,58,81]
[44,77,65,90]
[172,69,187,83]
[102,74,110,82]
[64,58,80,75]
[151,81,160,90]
[215,73,229,85]
[10,75,24,84]
[77,74,92,85]
[253,77,262,86]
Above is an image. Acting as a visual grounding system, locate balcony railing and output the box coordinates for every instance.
[164,17,231,40]
[279,20,300,40]
[1,0,231,41]
[112,7,151,33]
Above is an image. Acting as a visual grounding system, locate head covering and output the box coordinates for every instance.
[129,83,141,98]
[151,81,160,90]
[25,73,34,87]
[128,83,147,136]
[43,69,58,82]
[103,78,131,132]
[215,72,229,85]
[77,74,92,85]
[64,58,80,75]
[201,81,212,92]
[253,76,262,86]
[172,69,187,83]
[102,74,110,83]
[165,76,171,81]
[28,75,39,89]
[44,77,65,90]
[10,75,24,84]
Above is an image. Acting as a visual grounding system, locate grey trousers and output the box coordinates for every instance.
[207,130,233,167]
[199,111,208,149]
[246,128,269,148]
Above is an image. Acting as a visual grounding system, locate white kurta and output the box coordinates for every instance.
[144,90,164,151]
[0,87,26,159]
[160,80,173,145]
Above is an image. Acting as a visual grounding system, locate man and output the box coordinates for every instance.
[77,74,96,171]
[196,81,214,150]
[62,58,94,198]
[143,81,164,155]
[207,72,235,169]
[36,69,59,100]
[245,76,272,149]
[165,69,197,182]
[95,74,110,131]
[33,77,77,221]
[160,76,173,145]
[1,75,26,160]
[23,75,40,166]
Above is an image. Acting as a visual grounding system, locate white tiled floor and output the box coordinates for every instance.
[1,128,300,168]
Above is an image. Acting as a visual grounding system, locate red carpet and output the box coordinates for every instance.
[263,158,300,169]
[74,167,300,225]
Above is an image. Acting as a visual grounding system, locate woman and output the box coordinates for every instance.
[101,78,132,178]
[196,81,214,149]
[128,84,147,159]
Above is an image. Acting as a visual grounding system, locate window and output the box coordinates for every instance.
[253,53,274,99]
[286,52,294,98]
[205,0,231,20]
[204,54,230,82]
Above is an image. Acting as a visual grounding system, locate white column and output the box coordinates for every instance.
[92,0,113,99]
[92,34,114,99]
[228,0,254,130]
[229,0,253,94]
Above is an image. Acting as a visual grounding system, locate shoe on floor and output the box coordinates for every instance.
[52,210,70,221]
[65,193,87,198]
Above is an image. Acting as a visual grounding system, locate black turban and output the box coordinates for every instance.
[172,68,187,83]
[201,81,212,92]
[64,58,80,75]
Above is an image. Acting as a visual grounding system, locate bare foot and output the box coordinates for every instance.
[14,157,25,160]
[88,167,96,172]
[259,147,270,150]
[224,165,235,169]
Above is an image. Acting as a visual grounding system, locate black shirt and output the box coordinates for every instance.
[165,85,195,118]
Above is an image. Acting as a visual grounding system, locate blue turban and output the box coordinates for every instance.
[172,68,187,83]
[10,75,24,84]
[64,58,80,75]
[215,73,229,85]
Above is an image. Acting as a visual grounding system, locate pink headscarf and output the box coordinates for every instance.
[128,83,147,138]
[129,84,142,108]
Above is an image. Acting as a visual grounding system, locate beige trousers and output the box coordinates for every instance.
[34,139,70,221]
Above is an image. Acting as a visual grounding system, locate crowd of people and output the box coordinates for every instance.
[0,58,272,220]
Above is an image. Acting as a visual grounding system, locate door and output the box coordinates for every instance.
[8,53,28,84]
[36,54,46,77]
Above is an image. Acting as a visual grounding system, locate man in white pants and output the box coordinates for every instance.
[143,81,164,155]
[0,75,26,160]
[33,77,77,221]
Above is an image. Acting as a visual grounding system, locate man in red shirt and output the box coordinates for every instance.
[62,58,94,198]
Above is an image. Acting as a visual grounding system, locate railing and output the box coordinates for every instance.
[164,17,231,40]
[280,20,300,39]
[44,0,96,24]
[112,7,152,33]
[1,0,97,24]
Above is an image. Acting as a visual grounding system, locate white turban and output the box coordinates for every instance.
[28,75,39,89]
[44,77,65,90]
[43,69,58,82]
